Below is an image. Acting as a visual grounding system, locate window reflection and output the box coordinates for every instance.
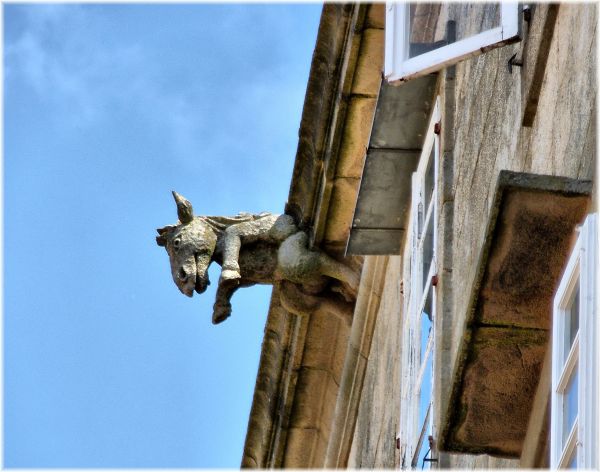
[420,290,433,362]
[565,283,579,363]
[423,147,435,216]
[422,215,434,289]
[562,367,578,448]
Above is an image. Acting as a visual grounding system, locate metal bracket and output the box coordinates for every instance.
[523,5,532,23]
[508,53,523,74]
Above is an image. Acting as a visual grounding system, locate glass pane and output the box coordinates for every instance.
[418,355,432,428]
[416,420,432,469]
[562,367,578,448]
[422,214,434,289]
[416,357,432,469]
[564,282,579,363]
[418,202,424,237]
[423,146,435,216]
[408,3,501,59]
[420,289,433,363]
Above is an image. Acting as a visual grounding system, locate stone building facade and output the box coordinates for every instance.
[242,3,597,469]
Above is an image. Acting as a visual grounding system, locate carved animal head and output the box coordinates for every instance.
[156,192,217,297]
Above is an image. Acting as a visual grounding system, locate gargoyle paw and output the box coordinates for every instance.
[212,302,232,324]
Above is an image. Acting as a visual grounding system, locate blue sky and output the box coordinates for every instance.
[3,3,322,467]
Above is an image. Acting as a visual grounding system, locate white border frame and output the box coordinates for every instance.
[398,97,440,468]
[551,214,597,469]
[385,2,520,83]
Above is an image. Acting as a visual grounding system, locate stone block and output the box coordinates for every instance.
[352,29,384,96]
[448,327,547,457]
[302,310,340,370]
[330,317,351,384]
[335,97,377,179]
[289,367,329,430]
[324,177,361,244]
[365,3,385,29]
[477,190,590,329]
[320,374,340,436]
[283,427,321,467]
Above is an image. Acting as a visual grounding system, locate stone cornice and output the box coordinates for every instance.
[242,3,384,467]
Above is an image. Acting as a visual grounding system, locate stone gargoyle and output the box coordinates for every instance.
[156,192,359,324]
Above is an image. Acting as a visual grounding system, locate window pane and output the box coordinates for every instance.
[416,365,432,469]
[422,214,434,288]
[418,355,432,428]
[562,367,578,448]
[423,146,435,216]
[416,420,432,469]
[564,282,579,363]
[408,3,501,59]
[420,289,433,362]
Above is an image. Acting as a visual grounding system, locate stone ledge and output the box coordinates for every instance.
[440,170,592,457]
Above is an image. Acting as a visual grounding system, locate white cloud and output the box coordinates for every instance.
[5,4,316,177]
[5,5,205,162]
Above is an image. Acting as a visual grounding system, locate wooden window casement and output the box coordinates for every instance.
[551,214,597,469]
[398,98,440,470]
[385,2,520,83]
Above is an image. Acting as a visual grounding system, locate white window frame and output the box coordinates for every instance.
[398,97,440,469]
[551,214,597,469]
[385,2,520,83]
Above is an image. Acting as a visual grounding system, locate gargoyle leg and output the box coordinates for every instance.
[221,227,242,282]
[317,252,360,294]
[212,278,241,324]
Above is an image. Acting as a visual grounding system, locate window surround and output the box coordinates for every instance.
[551,213,597,469]
[385,2,520,83]
[398,97,440,469]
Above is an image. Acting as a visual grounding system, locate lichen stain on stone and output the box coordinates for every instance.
[478,189,589,329]
[453,328,547,456]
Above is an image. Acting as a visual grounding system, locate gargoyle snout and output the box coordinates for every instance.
[172,259,198,298]
[178,267,189,281]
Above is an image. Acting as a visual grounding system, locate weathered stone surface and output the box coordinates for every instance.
[243,5,375,468]
[351,29,384,96]
[348,257,402,468]
[442,172,591,456]
[286,4,356,228]
[521,4,560,127]
[364,3,385,29]
[289,367,330,430]
[446,0,594,426]
[324,177,362,244]
[478,189,590,329]
[247,2,597,469]
[329,313,351,384]
[526,5,596,176]
[449,327,547,457]
[302,310,342,371]
[242,290,295,469]
[283,427,321,467]
[335,97,377,179]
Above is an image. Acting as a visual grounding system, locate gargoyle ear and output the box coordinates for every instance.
[157,225,176,235]
[156,225,176,247]
[172,191,194,224]
[156,235,167,247]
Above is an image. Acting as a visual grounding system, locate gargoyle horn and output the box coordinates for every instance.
[172,191,194,224]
